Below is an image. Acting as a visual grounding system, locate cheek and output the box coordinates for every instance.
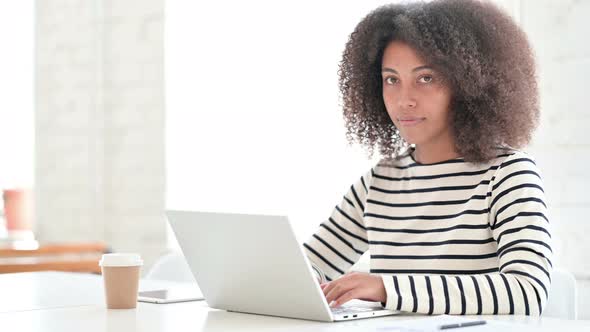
[382,91,392,106]
[382,91,399,116]
[423,89,452,119]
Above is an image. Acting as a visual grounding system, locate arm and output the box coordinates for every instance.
[304,170,373,282]
[380,153,552,315]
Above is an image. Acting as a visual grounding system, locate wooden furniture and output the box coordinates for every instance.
[0,242,109,274]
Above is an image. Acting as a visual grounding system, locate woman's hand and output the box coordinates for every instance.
[320,272,386,308]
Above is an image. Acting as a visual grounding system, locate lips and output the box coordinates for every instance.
[397,117,425,127]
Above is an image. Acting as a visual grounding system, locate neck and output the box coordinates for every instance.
[413,140,459,164]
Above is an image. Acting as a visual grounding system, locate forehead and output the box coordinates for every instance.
[382,41,427,68]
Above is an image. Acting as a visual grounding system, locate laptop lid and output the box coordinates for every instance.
[166,210,334,321]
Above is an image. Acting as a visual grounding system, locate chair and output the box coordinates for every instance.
[145,251,196,283]
[543,268,577,320]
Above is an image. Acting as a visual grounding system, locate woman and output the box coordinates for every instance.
[304,0,551,316]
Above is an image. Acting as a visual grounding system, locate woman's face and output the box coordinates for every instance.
[381,41,454,148]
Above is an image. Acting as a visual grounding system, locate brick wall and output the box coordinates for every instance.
[35,0,166,271]
[490,0,589,319]
[516,0,589,319]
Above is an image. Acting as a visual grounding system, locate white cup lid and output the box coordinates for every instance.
[99,253,143,267]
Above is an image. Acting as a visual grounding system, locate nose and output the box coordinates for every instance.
[397,86,417,109]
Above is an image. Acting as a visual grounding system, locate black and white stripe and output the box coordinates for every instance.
[304,150,552,316]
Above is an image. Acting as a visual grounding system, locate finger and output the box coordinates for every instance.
[323,281,337,301]
[325,282,352,305]
[322,273,354,296]
[331,289,358,308]
[323,272,360,298]
[322,281,334,296]
[323,280,342,298]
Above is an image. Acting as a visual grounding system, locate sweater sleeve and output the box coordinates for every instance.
[381,153,552,315]
[303,170,373,281]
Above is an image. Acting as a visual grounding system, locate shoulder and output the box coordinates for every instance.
[492,148,540,174]
[489,148,544,191]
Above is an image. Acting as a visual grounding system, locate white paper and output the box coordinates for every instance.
[375,315,493,332]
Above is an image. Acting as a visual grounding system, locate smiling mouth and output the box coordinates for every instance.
[397,117,426,127]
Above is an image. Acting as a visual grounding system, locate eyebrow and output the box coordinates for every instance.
[381,65,433,74]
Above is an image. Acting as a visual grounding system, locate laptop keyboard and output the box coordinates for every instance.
[330,299,384,315]
[331,306,375,314]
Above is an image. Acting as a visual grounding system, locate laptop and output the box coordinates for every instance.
[166,210,399,322]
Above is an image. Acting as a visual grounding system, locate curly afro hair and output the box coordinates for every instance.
[339,0,539,163]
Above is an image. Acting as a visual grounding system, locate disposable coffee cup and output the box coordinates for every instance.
[99,253,143,309]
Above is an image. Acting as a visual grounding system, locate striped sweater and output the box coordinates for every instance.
[304,149,552,316]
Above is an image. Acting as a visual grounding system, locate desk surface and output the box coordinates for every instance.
[1,272,589,332]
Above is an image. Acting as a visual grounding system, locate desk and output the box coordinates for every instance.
[1,272,589,331]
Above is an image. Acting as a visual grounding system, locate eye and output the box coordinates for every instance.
[384,77,398,85]
[418,75,433,83]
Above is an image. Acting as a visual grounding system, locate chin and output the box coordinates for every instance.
[399,135,422,146]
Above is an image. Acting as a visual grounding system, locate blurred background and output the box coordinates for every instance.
[0,0,588,318]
